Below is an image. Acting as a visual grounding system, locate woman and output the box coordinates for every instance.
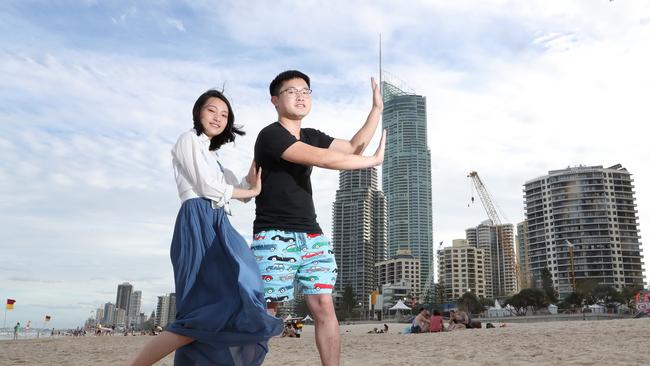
[126,90,283,366]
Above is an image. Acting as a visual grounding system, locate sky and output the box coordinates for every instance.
[1,0,649,328]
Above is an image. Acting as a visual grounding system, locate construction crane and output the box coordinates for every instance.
[467,171,518,298]
[467,171,501,226]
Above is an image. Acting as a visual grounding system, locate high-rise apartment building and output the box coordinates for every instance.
[103,302,115,325]
[375,248,421,298]
[332,168,387,309]
[116,282,133,313]
[95,308,104,324]
[437,239,487,302]
[524,164,645,298]
[516,220,532,289]
[466,221,518,298]
[155,295,170,328]
[381,80,433,291]
[127,290,142,327]
[167,293,176,325]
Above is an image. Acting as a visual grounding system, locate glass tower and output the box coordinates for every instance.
[381,81,433,291]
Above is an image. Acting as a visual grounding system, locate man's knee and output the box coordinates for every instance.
[307,295,336,318]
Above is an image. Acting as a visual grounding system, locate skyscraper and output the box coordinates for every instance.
[381,80,433,291]
[116,282,133,313]
[524,164,646,298]
[128,290,142,327]
[332,167,387,309]
[466,221,518,298]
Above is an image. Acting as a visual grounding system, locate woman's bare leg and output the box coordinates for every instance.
[124,331,193,366]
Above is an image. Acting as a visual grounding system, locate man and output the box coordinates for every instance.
[13,322,20,340]
[411,308,430,333]
[251,70,384,366]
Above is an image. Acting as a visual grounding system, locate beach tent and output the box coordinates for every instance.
[487,300,512,317]
[388,300,411,320]
[302,315,313,323]
[389,300,411,311]
[589,304,606,314]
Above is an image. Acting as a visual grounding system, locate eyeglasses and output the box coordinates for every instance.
[279,87,312,98]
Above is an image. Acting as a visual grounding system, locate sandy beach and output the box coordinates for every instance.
[1,318,648,365]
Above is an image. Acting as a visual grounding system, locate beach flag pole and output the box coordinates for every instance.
[4,298,16,329]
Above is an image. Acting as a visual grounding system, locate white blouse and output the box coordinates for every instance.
[171,129,250,214]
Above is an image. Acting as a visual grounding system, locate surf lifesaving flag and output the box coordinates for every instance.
[6,299,16,310]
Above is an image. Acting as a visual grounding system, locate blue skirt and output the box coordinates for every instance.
[167,198,283,366]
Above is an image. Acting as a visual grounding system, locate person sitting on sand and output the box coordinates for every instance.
[429,309,445,333]
[411,308,430,333]
[448,310,469,331]
[383,324,389,333]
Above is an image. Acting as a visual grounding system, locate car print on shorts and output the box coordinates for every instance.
[264,287,274,294]
[301,251,324,260]
[279,274,295,282]
[261,275,273,282]
[252,244,277,252]
[271,235,295,243]
[268,255,297,263]
[266,296,289,303]
[278,285,294,293]
[314,283,334,291]
[305,266,329,274]
[298,275,319,282]
[306,233,322,239]
[312,258,334,265]
[312,242,328,249]
[283,244,306,253]
[265,263,287,272]
[253,234,266,241]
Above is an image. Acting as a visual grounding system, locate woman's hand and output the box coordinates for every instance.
[250,167,262,196]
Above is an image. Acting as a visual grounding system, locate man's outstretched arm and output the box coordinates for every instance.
[281,130,386,171]
[329,77,383,155]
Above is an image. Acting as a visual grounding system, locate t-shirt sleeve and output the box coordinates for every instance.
[306,128,334,149]
[258,125,299,159]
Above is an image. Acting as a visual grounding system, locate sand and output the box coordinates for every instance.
[1,318,648,365]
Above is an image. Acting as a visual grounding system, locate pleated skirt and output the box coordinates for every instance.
[167,198,283,365]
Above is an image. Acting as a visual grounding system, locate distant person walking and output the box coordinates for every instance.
[126,90,282,366]
[13,322,20,340]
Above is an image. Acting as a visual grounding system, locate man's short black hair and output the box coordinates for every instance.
[418,307,426,313]
[269,70,310,96]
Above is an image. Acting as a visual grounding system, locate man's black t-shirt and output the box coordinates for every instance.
[253,122,334,234]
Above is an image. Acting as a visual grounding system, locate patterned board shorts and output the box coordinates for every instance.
[251,230,338,302]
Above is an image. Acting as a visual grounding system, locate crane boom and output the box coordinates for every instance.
[468,171,502,226]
